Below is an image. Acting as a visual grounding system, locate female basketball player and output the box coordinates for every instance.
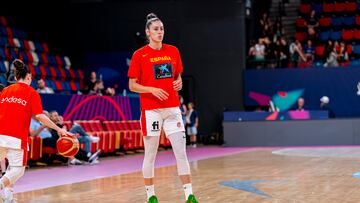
[0,59,69,202]
[128,13,198,203]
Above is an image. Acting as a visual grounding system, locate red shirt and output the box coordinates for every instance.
[128,44,183,110]
[0,83,43,150]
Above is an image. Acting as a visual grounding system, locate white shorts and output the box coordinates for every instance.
[0,147,26,167]
[141,107,185,137]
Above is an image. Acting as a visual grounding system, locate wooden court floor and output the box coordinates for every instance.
[15,148,360,203]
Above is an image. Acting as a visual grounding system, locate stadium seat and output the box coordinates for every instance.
[345,2,357,12]
[0,16,7,26]
[295,32,307,42]
[342,30,353,41]
[299,4,311,14]
[342,16,355,26]
[332,17,343,27]
[5,28,13,38]
[296,18,306,28]
[319,31,330,41]
[330,31,342,41]
[323,3,334,13]
[319,17,332,27]
[0,48,5,59]
[312,4,322,13]
[334,3,346,13]
[354,30,360,40]
[0,74,7,86]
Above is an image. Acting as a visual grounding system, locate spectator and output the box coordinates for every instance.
[273,17,284,42]
[179,95,187,127]
[289,40,306,67]
[49,111,100,165]
[277,37,290,68]
[324,45,339,67]
[260,13,272,38]
[320,96,335,118]
[254,38,266,68]
[89,80,105,96]
[37,79,54,94]
[304,40,315,63]
[50,111,100,155]
[186,102,199,148]
[105,87,116,96]
[305,10,318,40]
[86,71,97,93]
[338,42,349,65]
[264,37,277,68]
[296,97,306,111]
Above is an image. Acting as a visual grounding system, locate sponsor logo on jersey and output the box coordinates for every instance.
[1,97,27,106]
[153,63,173,79]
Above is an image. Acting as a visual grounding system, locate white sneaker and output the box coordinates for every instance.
[89,157,99,165]
[89,136,99,143]
[88,150,101,162]
[69,158,82,165]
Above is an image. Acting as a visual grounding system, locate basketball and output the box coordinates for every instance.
[56,135,79,157]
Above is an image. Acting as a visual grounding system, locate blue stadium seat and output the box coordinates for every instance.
[0,74,7,86]
[61,81,71,91]
[0,61,6,73]
[352,45,360,55]
[312,4,322,13]
[0,48,5,59]
[34,42,44,52]
[330,31,342,40]
[332,17,343,26]
[319,31,330,41]
[342,16,355,26]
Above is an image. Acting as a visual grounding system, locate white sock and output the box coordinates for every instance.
[4,187,13,200]
[183,183,193,199]
[145,185,155,200]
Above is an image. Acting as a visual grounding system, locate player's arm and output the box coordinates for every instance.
[173,74,182,91]
[35,114,68,136]
[129,78,169,101]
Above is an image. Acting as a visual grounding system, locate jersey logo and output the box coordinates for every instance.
[0,97,27,106]
[142,54,148,58]
[153,63,173,79]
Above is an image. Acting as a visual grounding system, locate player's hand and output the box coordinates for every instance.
[173,77,182,91]
[58,129,73,137]
[150,87,169,101]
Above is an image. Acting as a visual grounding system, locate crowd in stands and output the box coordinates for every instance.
[248,0,360,69]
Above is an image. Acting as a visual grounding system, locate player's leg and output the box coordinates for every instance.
[163,108,198,203]
[141,109,162,203]
[1,148,26,203]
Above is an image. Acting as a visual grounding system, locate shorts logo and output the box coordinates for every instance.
[151,121,160,132]
[153,63,173,79]
[177,122,181,128]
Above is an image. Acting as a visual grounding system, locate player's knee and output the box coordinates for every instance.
[4,166,25,185]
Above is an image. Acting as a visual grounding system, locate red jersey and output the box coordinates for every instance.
[0,83,43,150]
[128,44,183,110]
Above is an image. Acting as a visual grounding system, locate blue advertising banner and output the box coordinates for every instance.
[244,67,360,118]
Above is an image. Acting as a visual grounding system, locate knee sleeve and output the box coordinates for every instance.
[3,166,25,185]
[142,136,160,178]
[168,132,190,175]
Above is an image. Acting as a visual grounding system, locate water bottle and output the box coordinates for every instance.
[123,89,127,96]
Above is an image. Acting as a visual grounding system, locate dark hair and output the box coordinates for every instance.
[12,59,30,80]
[145,13,161,29]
